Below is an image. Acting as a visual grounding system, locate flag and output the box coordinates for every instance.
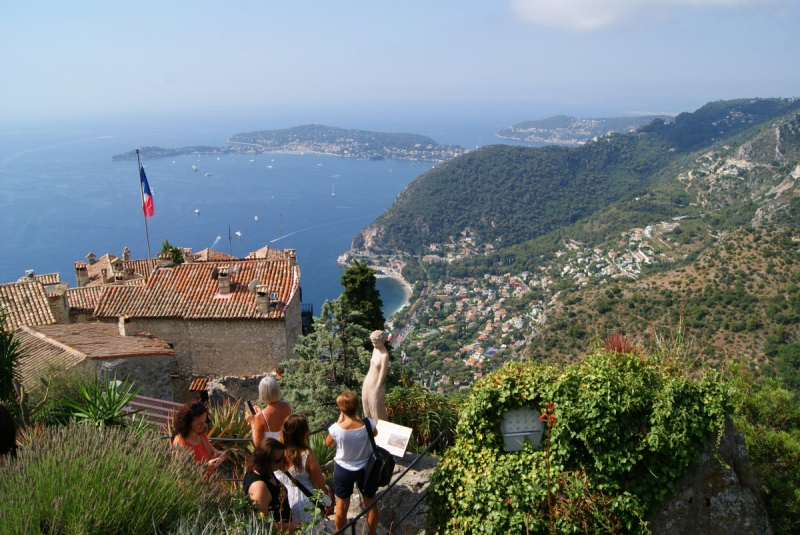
[140,166,155,217]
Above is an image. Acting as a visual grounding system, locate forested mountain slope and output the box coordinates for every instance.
[353,98,800,255]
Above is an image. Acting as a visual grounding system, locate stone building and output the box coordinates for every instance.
[93,250,302,401]
[14,322,176,399]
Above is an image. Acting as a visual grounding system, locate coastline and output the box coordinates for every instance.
[376,269,413,316]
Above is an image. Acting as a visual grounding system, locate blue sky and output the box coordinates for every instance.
[1,0,798,122]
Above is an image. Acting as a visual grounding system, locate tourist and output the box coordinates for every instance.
[325,391,379,535]
[276,415,333,529]
[244,438,296,531]
[246,376,292,445]
[171,401,226,473]
[0,404,17,463]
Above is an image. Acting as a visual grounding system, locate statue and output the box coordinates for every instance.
[362,330,389,421]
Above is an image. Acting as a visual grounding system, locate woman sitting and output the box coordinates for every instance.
[244,438,297,531]
[275,415,333,528]
[325,391,379,535]
[246,376,292,445]
[171,401,226,474]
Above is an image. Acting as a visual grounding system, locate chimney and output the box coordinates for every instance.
[25,269,35,280]
[285,249,297,266]
[182,248,194,264]
[157,251,174,268]
[122,246,131,262]
[218,266,230,294]
[256,285,271,314]
[86,252,96,265]
[45,283,69,324]
[118,315,131,337]
[75,262,89,287]
[100,268,111,284]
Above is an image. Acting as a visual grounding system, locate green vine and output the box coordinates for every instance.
[428,349,730,534]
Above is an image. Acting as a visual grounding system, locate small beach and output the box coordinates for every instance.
[375,269,413,317]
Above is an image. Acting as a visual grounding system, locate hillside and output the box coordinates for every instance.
[354,98,800,255]
[369,97,800,396]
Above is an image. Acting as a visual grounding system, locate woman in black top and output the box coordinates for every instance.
[243,438,296,531]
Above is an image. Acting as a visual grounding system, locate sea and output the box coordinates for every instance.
[0,101,637,317]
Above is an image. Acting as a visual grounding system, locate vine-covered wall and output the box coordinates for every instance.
[427,349,729,534]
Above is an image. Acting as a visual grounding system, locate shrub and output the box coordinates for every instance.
[727,363,800,535]
[427,349,728,534]
[0,423,222,534]
[386,383,462,452]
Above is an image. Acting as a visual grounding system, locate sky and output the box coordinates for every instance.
[1,0,798,123]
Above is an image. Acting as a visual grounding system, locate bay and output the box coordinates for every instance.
[0,102,619,316]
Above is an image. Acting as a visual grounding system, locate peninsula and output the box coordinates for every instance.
[111,124,466,162]
[497,114,674,145]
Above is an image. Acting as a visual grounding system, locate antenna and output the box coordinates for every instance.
[228,224,232,257]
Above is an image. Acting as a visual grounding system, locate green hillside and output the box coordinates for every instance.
[354,98,800,255]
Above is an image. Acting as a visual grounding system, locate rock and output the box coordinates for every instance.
[344,453,438,535]
[649,419,772,535]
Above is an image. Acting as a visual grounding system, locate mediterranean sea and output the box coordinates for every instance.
[0,102,623,317]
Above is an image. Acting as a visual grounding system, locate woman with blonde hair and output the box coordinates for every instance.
[246,375,292,445]
[275,415,333,528]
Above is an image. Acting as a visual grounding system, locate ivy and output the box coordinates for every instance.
[428,349,729,534]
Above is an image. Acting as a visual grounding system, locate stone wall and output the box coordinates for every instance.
[90,354,176,400]
[120,315,300,401]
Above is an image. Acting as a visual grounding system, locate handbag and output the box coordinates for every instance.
[362,419,395,495]
[280,470,334,516]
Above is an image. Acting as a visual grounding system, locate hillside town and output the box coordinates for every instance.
[363,215,697,393]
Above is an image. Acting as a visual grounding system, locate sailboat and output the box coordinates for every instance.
[332,184,336,197]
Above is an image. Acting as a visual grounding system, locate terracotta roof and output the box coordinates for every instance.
[0,281,57,330]
[189,377,210,391]
[14,323,174,389]
[81,254,154,287]
[123,258,158,278]
[17,272,61,285]
[94,258,300,320]
[86,253,122,285]
[193,248,237,262]
[64,286,106,313]
[14,327,85,390]
[247,244,284,260]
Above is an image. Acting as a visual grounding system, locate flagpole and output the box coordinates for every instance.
[228,224,232,257]
[136,149,152,260]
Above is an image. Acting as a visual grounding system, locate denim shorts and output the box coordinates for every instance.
[333,463,374,499]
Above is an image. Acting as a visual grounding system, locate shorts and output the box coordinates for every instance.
[333,463,375,499]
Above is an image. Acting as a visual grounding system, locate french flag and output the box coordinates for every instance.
[140,165,155,218]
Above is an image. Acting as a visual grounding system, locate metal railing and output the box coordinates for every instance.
[333,431,447,535]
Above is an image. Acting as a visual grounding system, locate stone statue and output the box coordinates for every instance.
[362,330,389,421]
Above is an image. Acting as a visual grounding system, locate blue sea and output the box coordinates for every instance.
[0,102,628,316]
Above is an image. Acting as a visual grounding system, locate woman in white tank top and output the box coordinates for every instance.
[246,376,292,446]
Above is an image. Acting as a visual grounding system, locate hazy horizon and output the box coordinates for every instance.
[2,1,798,125]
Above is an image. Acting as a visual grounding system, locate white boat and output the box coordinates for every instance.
[205,173,212,177]
[235,231,243,238]
[192,165,197,171]
[194,209,200,214]
[266,165,273,169]
[254,215,259,222]
[332,184,335,197]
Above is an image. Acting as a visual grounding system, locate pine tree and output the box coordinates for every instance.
[340,260,385,332]
[280,298,371,426]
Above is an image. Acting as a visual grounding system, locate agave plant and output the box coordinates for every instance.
[61,373,142,428]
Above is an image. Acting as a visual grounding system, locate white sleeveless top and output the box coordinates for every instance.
[262,411,280,440]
